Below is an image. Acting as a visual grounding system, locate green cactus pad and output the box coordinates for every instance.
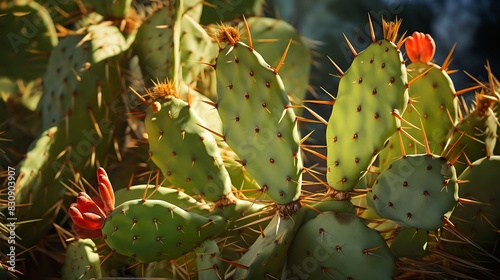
[390,227,428,259]
[62,238,103,280]
[443,156,500,261]
[114,185,211,214]
[239,17,312,109]
[215,41,303,204]
[145,95,232,201]
[326,38,408,191]
[379,62,457,168]
[102,199,226,263]
[369,154,458,230]
[284,211,396,279]
[133,3,182,88]
[196,239,226,280]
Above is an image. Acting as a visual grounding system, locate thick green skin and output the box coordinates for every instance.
[369,154,458,230]
[327,39,408,191]
[102,199,226,263]
[0,1,58,81]
[235,211,306,279]
[145,97,232,201]
[444,107,498,176]
[180,14,218,86]
[62,238,103,280]
[215,41,303,204]
[40,24,129,129]
[390,227,428,259]
[379,62,457,168]
[196,239,226,280]
[443,156,500,262]
[238,17,312,112]
[114,185,211,215]
[133,2,181,88]
[283,211,396,280]
[11,25,128,249]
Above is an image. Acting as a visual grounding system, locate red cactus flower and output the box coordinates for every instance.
[69,167,115,238]
[405,32,436,64]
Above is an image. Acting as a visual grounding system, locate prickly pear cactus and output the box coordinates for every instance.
[13,24,130,249]
[368,154,458,230]
[62,238,103,280]
[144,81,233,202]
[284,211,396,279]
[379,32,459,168]
[214,25,303,205]
[326,18,408,191]
[102,199,226,263]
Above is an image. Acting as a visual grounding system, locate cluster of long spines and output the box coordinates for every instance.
[213,23,303,205]
[326,17,408,192]
[379,34,462,168]
[144,82,233,202]
[442,92,498,175]
[284,211,396,279]
[368,154,459,230]
[442,156,500,262]
[102,199,227,264]
[14,25,128,248]
[62,238,103,280]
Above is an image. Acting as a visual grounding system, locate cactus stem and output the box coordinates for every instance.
[276,200,302,218]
